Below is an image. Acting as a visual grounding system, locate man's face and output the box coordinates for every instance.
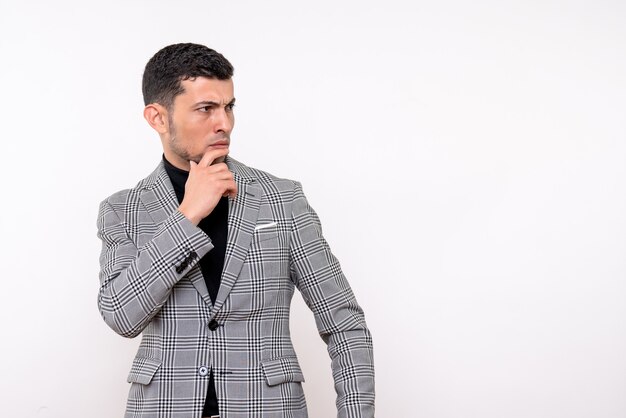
[164,77,235,169]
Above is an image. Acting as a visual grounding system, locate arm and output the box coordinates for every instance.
[97,150,235,338]
[289,182,375,418]
[97,198,213,338]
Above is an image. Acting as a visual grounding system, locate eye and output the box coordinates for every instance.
[198,105,212,113]
[226,103,236,112]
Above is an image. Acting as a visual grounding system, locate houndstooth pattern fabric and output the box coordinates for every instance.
[97,157,375,418]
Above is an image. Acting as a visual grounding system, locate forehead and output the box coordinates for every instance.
[177,77,234,103]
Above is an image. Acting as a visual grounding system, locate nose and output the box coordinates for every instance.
[214,107,234,133]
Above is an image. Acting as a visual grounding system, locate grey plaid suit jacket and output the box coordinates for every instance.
[97,157,375,418]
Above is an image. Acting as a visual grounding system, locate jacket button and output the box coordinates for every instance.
[208,319,219,331]
[198,366,209,377]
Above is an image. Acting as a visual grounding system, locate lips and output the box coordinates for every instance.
[210,140,230,147]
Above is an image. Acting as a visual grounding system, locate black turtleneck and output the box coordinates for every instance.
[162,156,227,416]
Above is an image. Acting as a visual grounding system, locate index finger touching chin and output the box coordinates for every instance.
[198,147,229,167]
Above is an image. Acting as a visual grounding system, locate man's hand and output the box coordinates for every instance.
[178,148,237,225]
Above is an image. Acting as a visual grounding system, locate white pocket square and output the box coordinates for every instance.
[254,221,277,231]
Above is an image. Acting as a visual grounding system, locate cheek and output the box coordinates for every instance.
[178,121,204,142]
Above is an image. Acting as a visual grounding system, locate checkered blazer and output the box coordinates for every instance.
[97,157,375,418]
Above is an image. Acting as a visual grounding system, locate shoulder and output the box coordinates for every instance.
[227,156,302,195]
[99,162,165,210]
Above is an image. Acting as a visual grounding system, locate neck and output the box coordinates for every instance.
[162,150,191,171]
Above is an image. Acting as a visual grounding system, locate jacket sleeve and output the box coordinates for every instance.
[288,182,375,418]
[96,198,214,338]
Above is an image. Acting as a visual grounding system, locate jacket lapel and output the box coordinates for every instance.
[211,157,262,316]
[139,162,212,305]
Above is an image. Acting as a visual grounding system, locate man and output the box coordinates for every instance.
[97,43,374,418]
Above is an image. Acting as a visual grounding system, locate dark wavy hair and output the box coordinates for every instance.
[142,43,234,109]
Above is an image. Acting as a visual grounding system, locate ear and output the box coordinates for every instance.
[143,104,169,134]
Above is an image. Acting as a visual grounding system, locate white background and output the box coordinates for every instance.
[1,1,625,417]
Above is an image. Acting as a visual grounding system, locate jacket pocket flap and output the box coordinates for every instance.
[127,357,161,385]
[261,356,305,386]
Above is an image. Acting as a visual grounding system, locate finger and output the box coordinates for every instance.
[205,166,235,183]
[225,180,238,199]
[206,162,230,173]
[198,147,229,168]
[217,179,237,198]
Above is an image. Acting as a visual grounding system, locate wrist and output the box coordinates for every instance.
[177,204,201,226]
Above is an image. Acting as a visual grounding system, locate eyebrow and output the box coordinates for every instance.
[193,98,236,107]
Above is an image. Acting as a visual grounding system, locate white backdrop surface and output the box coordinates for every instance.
[0,1,625,417]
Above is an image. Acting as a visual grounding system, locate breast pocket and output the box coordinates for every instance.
[252,221,279,243]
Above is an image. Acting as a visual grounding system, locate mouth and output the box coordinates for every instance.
[209,140,230,149]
